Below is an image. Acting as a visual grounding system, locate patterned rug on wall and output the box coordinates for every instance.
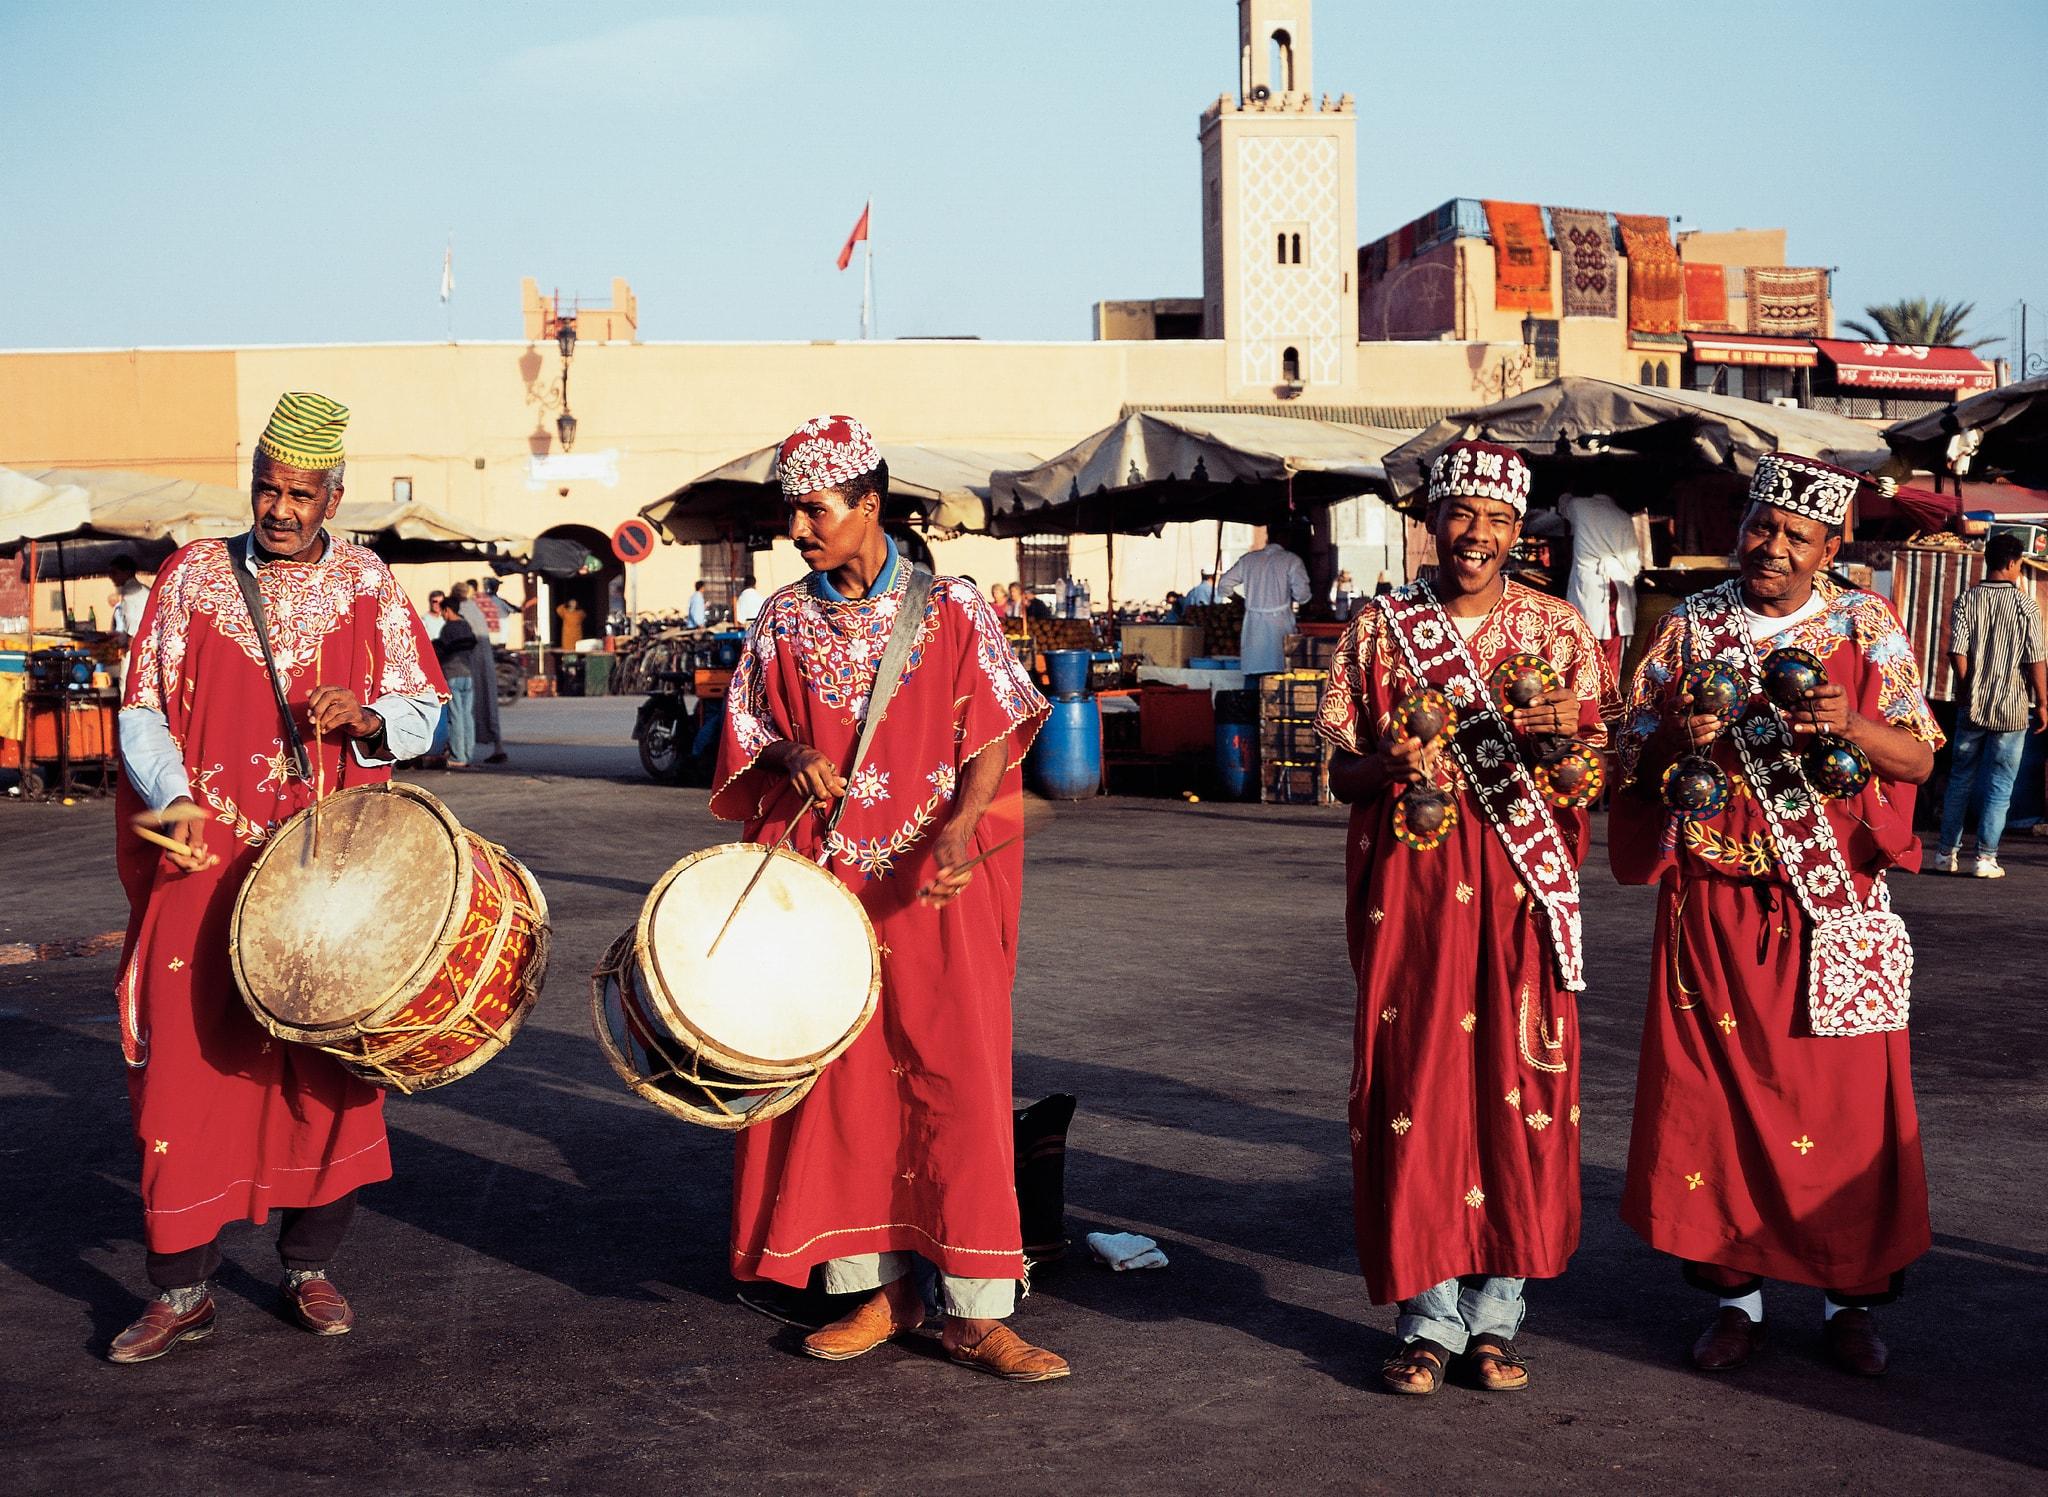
[1746,267,1828,336]
[1683,262,1731,330]
[1615,214,1684,336]
[1482,200,1553,312]
[1551,208,1617,319]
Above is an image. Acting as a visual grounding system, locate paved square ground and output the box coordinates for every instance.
[2,700,2041,1494]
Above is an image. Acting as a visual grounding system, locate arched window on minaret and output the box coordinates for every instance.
[1291,232,1303,265]
[1276,232,1288,265]
[1270,29,1294,93]
[1282,346,1302,383]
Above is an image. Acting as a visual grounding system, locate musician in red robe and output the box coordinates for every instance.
[1317,441,1613,1395]
[1611,454,1940,1378]
[107,393,444,1364]
[711,415,1066,1382]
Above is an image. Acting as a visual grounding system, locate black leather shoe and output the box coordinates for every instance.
[1691,1307,1765,1371]
[1823,1308,1888,1377]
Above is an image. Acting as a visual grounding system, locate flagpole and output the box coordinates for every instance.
[861,196,875,340]
[442,230,455,344]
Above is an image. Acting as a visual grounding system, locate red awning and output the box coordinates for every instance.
[1687,333,1817,367]
[1815,340,1995,392]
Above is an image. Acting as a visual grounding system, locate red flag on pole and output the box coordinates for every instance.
[835,201,871,271]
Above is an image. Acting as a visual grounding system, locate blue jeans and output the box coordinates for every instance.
[1938,722,2027,856]
[1395,1275,1527,1352]
[445,677,476,765]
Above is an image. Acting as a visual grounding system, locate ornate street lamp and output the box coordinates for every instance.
[555,316,578,360]
[557,411,578,451]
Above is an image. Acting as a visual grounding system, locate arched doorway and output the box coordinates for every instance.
[535,522,620,647]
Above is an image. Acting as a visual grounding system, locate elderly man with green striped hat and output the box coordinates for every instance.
[106,392,448,1363]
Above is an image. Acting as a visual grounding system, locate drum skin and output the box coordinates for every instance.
[591,843,881,1130]
[232,782,551,1093]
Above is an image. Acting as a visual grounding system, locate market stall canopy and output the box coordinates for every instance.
[0,467,529,566]
[1814,340,1995,395]
[1885,374,2048,483]
[986,412,1408,537]
[641,442,1044,545]
[1382,377,1893,512]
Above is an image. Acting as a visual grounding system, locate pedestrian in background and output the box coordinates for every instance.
[452,582,506,764]
[434,598,478,768]
[1936,531,2047,878]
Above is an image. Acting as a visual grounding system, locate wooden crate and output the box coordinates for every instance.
[1259,670,1328,721]
[1263,758,1334,806]
[1282,633,1338,671]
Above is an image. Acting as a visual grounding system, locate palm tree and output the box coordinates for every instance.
[1842,297,1999,350]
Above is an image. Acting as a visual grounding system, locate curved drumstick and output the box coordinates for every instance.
[706,793,819,959]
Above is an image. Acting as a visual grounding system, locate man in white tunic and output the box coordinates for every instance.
[1219,529,1312,675]
[1558,490,1643,685]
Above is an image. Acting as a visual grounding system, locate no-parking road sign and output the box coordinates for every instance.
[612,518,658,564]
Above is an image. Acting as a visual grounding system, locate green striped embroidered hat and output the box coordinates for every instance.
[256,391,350,470]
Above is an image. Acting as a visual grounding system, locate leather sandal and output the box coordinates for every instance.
[1465,1335,1530,1392]
[946,1324,1071,1382]
[1379,1337,1452,1395]
[801,1295,923,1362]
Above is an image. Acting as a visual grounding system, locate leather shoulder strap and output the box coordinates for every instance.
[231,533,313,781]
[824,565,936,840]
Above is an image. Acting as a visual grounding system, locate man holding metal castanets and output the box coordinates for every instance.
[1316,440,1612,1396]
[710,415,1066,1381]
[1611,454,1941,1379]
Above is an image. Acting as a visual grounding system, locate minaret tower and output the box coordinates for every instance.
[1200,0,1357,395]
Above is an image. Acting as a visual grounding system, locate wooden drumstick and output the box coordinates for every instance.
[706,792,819,959]
[918,833,1021,896]
[130,806,219,869]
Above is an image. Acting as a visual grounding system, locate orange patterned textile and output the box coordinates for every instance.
[1616,214,1683,335]
[1682,262,1730,330]
[1481,200,1553,313]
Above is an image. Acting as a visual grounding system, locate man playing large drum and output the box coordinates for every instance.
[108,393,444,1362]
[711,414,1066,1381]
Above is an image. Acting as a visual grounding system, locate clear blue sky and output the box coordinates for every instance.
[4,0,2043,355]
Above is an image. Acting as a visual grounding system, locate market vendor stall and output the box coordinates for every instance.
[639,441,1047,545]
[1885,374,2048,490]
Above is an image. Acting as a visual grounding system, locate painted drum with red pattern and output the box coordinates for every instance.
[231,782,551,1093]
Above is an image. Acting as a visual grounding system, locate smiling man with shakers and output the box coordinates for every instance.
[1316,440,1612,1395]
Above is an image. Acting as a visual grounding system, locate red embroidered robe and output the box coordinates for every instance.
[712,570,1047,1287]
[117,537,444,1254]
[1611,576,1940,1291]
[1316,581,1612,1304]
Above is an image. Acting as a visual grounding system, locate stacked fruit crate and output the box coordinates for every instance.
[1259,670,1333,805]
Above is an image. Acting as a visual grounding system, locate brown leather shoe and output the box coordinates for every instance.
[801,1295,923,1362]
[946,1323,1071,1382]
[284,1274,356,1336]
[1823,1308,1888,1377]
[108,1295,217,1364]
[1691,1307,1765,1371]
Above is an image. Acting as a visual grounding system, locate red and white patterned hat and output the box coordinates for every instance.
[1427,439,1532,516]
[1748,453,1859,529]
[776,413,883,498]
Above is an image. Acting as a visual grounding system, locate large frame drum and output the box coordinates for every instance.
[592,842,880,1130]
[232,782,551,1093]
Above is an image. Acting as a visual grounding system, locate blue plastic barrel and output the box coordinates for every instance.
[1029,698,1101,799]
[1044,649,1093,699]
[1215,722,1256,800]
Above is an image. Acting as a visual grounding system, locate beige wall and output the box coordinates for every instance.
[0,349,241,484]
[1,331,1531,629]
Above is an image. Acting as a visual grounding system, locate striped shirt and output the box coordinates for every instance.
[1950,581,2046,732]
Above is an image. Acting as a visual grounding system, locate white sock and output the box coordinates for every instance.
[1822,1297,1853,1321]
[1718,1289,1764,1322]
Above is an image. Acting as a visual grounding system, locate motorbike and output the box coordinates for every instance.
[633,668,724,786]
